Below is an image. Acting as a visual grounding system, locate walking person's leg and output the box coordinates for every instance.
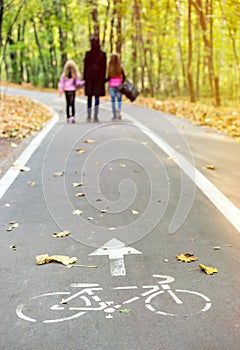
[69,91,76,123]
[116,90,122,120]
[109,87,117,120]
[87,96,92,121]
[65,91,71,123]
[94,96,100,122]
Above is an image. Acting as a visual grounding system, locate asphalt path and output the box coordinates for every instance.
[0,86,240,350]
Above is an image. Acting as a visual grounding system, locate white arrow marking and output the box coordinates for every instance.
[89,238,142,276]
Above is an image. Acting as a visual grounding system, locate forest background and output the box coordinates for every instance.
[0,0,240,145]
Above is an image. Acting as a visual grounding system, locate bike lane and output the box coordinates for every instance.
[0,87,240,350]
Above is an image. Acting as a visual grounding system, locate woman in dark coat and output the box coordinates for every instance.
[83,38,106,122]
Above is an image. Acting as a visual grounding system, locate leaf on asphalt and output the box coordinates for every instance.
[60,299,68,304]
[9,245,17,250]
[213,246,221,250]
[27,181,36,186]
[76,148,86,154]
[7,222,19,231]
[163,259,169,263]
[11,142,18,148]
[96,198,102,202]
[176,253,198,263]
[131,209,139,215]
[72,182,83,187]
[72,209,83,215]
[88,217,94,221]
[205,164,216,170]
[19,166,31,172]
[100,209,107,213]
[199,264,218,275]
[75,192,85,197]
[167,156,174,161]
[36,254,77,266]
[120,163,126,168]
[5,203,11,207]
[53,171,64,177]
[119,308,132,314]
[52,230,70,238]
[82,139,95,143]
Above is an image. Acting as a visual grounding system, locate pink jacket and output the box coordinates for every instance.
[59,74,84,93]
[109,77,123,88]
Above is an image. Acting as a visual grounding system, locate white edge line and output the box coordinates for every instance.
[124,114,240,233]
[93,100,240,234]
[0,107,59,200]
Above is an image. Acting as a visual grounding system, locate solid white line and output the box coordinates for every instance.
[123,113,240,233]
[0,107,59,200]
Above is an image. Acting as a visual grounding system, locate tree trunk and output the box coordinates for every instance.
[187,0,196,102]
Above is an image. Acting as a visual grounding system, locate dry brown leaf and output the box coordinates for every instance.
[52,231,70,238]
[199,263,218,275]
[36,254,77,266]
[176,253,198,263]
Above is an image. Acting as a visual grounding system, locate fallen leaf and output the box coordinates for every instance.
[163,259,169,263]
[7,222,19,231]
[53,171,64,177]
[5,203,11,207]
[60,299,68,304]
[96,161,102,165]
[120,164,126,168]
[199,263,218,275]
[119,308,132,313]
[52,231,70,238]
[213,246,221,250]
[131,209,139,215]
[88,217,94,221]
[19,166,31,172]
[72,182,83,187]
[9,245,17,250]
[100,209,107,213]
[36,254,77,266]
[76,148,86,154]
[176,253,198,263]
[167,157,174,161]
[72,209,83,215]
[205,165,216,170]
[27,181,36,186]
[82,139,95,143]
[109,227,116,231]
[75,192,85,197]
[96,198,102,202]
[11,142,18,148]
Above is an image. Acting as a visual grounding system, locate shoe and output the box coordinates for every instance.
[117,110,121,120]
[93,117,99,123]
[87,117,91,122]
[66,117,71,123]
[112,117,117,121]
[71,116,76,123]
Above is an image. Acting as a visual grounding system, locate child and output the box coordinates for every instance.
[107,53,125,120]
[59,60,84,123]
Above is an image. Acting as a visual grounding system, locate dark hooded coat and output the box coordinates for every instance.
[83,40,106,97]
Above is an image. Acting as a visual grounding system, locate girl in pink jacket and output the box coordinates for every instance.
[59,60,84,123]
[107,53,125,120]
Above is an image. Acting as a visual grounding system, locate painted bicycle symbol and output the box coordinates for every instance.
[16,274,211,323]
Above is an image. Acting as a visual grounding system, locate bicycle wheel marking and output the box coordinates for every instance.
[43,311,86,324]
[16,305,36,323]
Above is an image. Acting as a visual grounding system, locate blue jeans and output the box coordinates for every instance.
[87,96,99,118]
[109,87,122,118]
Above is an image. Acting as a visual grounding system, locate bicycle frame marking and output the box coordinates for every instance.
[16,274,212,323]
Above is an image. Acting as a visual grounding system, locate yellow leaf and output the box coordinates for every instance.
[53,171,64,177]
[131,210,139,215]
[20,166,31,172]
[72,209,83,215]
[120,164,126,168]
[76,148,86,154]
[75,192,85,197]
[72,182,83,187]
[199,264,218,275]
[176,253,198,263]
[36,254,77,266]
[205,165,216,170]
[52,231,70,238]
[7,222,19,231]
[82,139,95,143]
